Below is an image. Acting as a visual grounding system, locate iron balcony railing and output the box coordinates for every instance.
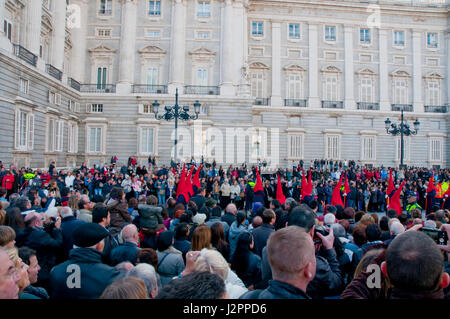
[357,102,380,110]
[184,85,220,95]
[392,104,413,112]
[254,98,270,106]
[424,105,447,113]
[80,84,116,93]
[132,85,168,94]
[68,78,81,91]
[13,44,37,67]
[46,64,63,81]
[322,101,344,109]
[284,99,307,107]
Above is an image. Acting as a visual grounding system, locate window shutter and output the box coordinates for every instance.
[138,104,143,114]
[14,109,20,149]
[75,125,78,153]
[28,114,34,150]
[60,121,64,151]
[48,90,51,103]
[56,93,61,105]
[86,104,91,113]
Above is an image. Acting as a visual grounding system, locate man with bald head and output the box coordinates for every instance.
[0,247,21,299]
[241,226,316,299]
[109,224,141,266]
[221,203,237,227]
[15,212,63,290]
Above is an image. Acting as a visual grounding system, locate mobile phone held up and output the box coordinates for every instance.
[420,227,448,246]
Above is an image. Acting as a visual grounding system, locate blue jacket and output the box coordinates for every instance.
[109,241,141,266]
[240,280,310,299]
[228,222,248,262]
[61,216,86,259]
[50,248,122,299]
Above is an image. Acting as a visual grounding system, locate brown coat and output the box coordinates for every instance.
[107,199,132,228]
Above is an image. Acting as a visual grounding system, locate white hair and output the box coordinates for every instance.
[389,221,405,236]
[324,213,336,225]
[45,207,59,219]
[128,263,158,295]
[331,223,345,238]
[424,220,437,229]
[194,248,229,281]
[60,206,73,218]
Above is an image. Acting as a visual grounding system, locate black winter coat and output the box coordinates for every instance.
[240,280,310,299]
[49,248,122,299]
[60,216,86,259]
[252,224,274,257]
[16,226,63,285]
[109,242,141,266]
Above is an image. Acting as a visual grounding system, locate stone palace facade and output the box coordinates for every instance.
[0,0,448,169]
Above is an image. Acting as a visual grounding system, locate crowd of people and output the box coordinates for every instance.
[0,157,450,299]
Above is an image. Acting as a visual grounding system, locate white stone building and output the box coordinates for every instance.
[0,0,448,169]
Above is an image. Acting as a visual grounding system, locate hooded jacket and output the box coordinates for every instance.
[228,221,248,262]
[138,204,164,229]
[49,248,122,299]
[107,198,132,228]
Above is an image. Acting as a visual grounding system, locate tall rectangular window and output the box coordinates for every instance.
[393,78,407,104]
[47,118,55,152]
[19,79,29,94]
[99,0,112,15]
[360,28,370,43]
[252,22,264,37]
[324,75,338,101]
[288,135,302,158]
[15,110,27,150]
[3,20,12,41]
[89,127,102,153]
[141,128,154,154]
[197,1,210,17]
[149,1,161,16]
[426,80,440,106]
[289,24,300,39]
[68,123,78,153]
[146,68,159,86]
[325,26,336,41]
[326,135,340,160]
[430,138,442,162]
[287,74,302,99]
[251,72,264,97]
[394,31,405,46]
[55,121,64,152]
[197,68,208,86]
[362,136,376,160]
[427,32,438,48]
[360,77,374,103]
[396,138,409,161]
[97,67,107,89]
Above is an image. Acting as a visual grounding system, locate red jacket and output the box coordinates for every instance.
[2,174,15,190]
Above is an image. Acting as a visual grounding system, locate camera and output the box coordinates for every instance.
[420,227,448,246]
[313,225,330,245]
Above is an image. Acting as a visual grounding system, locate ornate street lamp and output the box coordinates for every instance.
[153,88,201,161]
[384,109,420,169]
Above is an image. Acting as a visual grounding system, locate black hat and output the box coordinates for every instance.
[157,230,174,250]
[73,223,109,248]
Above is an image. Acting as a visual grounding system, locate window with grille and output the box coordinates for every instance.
[141,128,154,154]
[289,24,300,39]
[146,30,160,38]
[89,127,102,153]
[287,74,302,99]
[149,1,161,16]
[394,31,405,46]
[15,110,34,151]
[323,75,338,101]
[393,78,407,104]
[326,135,340,160]
[97,29,111,37]
[87,104,103,113]
[325,26,336,41]
[99,0,112,15]
[252,22,264,37]
[251,72,264,98]
[197,1,210,17]
[197,31,211,39]
[288,135,303,159]
[427,33,438,48]
[426,80,440,106]
[361,136,376,161]
[360,77,374,103]
[430,139,442,162]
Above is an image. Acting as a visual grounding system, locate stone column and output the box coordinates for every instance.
[447,30,450,106]
[0,0,5,36]
[271,21,282,107]
[236,0,249,96]
[379,28,390,111]
[52,0,67,70]
[220,0,234,96]
[117,0,137,94]
[308,23,320,108]
[27,0,42,57]
[344,25,355,109]
[70,0,88,83]
[168,0,186,94]
[412,30,424,113]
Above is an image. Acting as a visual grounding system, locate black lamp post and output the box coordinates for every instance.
[152,88,201,162]
[384,110,420,169]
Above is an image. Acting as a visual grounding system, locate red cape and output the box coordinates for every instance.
[253,167,264,193]
[276,174,286,205]
[388,180,406,216]
[331,174,344,207]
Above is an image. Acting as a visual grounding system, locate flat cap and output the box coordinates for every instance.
[73,223,109,248]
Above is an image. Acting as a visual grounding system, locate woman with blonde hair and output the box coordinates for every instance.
[5,247,35,299]
[191,225,212,251]
[100,276,148,299]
